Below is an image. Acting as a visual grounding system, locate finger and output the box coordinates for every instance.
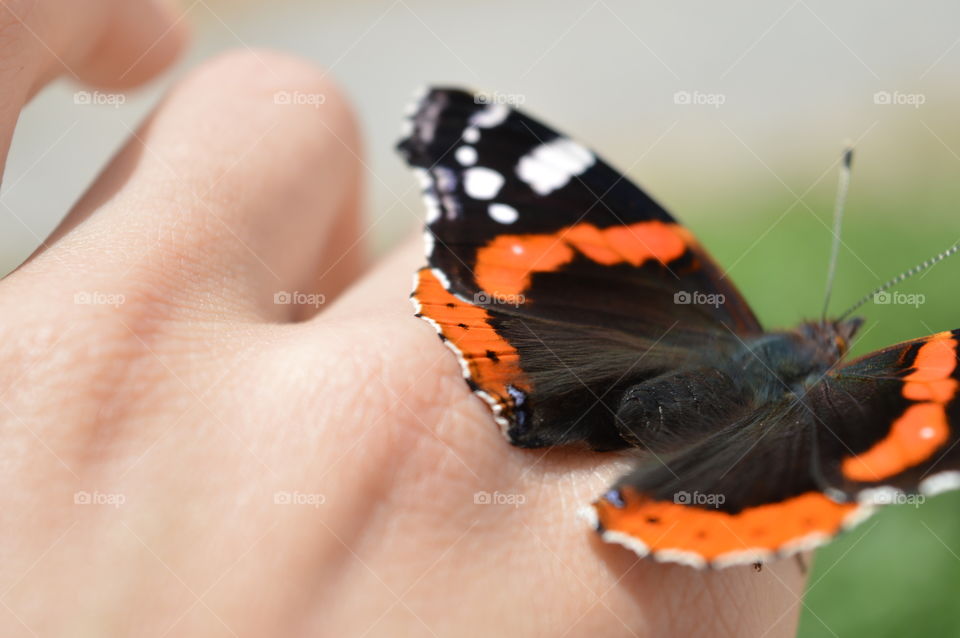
[71,0,190,89]
[16,49,364,323]
[0,0,188,174]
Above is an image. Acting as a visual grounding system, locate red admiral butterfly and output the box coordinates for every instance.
[397,87,960,569]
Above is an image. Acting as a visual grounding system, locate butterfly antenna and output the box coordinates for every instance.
[821,144,854,319]
[838,242,960,320]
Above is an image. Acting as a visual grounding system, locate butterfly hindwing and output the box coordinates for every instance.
[815,329,960,496]
[591,329,960,568]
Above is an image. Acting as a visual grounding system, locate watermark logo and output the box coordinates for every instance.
[674,290,725,308]
[74,490,125,508]
[673,90,726,108]
[74,291,125,308]
[475,91,526,107]
[474,490,526,508]
[882,492,925,507]
[273,90,326,108]
[273,490,325,508]
[474,291,525,307]
[864,490,925,507]
[873,291,925,307]
[274,291,326,308]
[674,490,725,508]
[74,90,126,108]
[873,90,925,108]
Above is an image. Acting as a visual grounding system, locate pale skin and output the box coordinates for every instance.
[0,1,807,636]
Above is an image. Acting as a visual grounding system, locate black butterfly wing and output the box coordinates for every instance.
[401,88,760,449]
[590,330,960,567]
[814,329,960,497]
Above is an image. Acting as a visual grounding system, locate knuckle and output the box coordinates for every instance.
[0,277,216,472]
[0,281,176,405]
[185,48,360,166]
[180,47,357,134]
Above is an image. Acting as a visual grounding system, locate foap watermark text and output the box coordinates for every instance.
[74,490,125,508]
[674,490,725,508]
[873,90,925,108]
[474,490,526,508]
[74,91,126,108]
[873,291,925,307]
[674,90,726,108]
[274,291,326,308]
[674,290,725,308]
[274,491,325,508]
[74,291,125,308]
[274,90,326,108]
[474,291,525,307]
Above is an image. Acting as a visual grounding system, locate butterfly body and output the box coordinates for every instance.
[399,88,960,568]
[739,319,862,399]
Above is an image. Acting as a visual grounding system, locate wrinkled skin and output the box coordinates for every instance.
[0,1,806,636]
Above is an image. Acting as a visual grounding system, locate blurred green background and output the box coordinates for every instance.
[701,186,960,637]
[4,1,960,635]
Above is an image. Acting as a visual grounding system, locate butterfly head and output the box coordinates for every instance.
[798,316,864,362]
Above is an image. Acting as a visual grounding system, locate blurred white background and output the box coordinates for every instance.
[3,0,960,278]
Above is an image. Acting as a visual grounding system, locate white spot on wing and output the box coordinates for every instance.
[463,127,480,143]
[470,103,509,129]
[652,549,708,569]
[517,138,596,195]
[455,145,478,166]
[841,504,875,530]
[577,505,600,529]
[711,548,773,569]
[423,230,435,257]
[601,530,651,559]
[423,192,441,224]
[920,471,960,496]
[857,486,904,505]
[403,86,428,117]
[463,167,505,200]
[488,203,519,224]
[413,168,431,189]
[778,531,831,554]
[414,168,443,223]
[430,267,452,290]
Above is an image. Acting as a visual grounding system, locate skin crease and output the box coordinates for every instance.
[0,2,808,636]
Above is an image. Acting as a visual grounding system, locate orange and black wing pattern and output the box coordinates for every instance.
[401,88,760,449]
[591,330,960,568]
[412,266,530,437]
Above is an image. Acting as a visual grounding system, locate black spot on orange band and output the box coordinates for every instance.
[413,268,530,412]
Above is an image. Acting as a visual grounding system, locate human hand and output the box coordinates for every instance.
[0,2,805,635]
